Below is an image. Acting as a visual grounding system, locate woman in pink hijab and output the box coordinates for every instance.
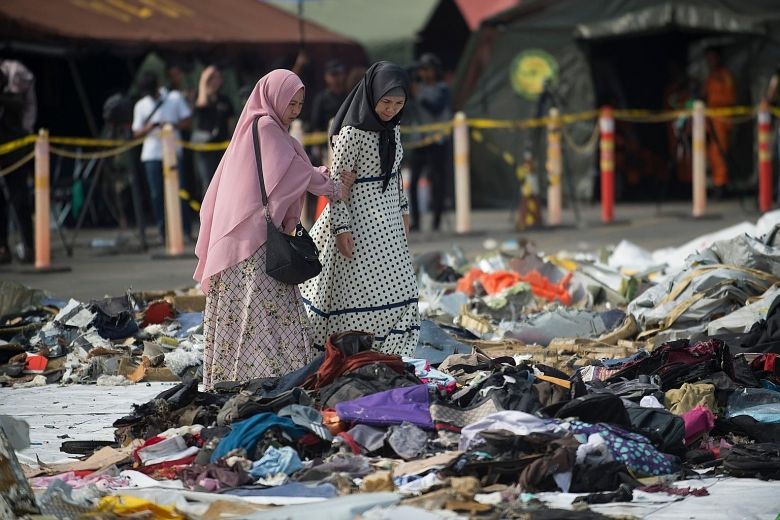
[194,69,355,389]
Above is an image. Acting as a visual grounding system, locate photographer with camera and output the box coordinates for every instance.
[132,71,192,243]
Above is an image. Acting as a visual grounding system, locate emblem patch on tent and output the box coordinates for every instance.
[509,49,559,100]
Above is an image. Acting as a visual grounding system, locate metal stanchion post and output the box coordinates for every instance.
[151,124,194,259]
[692,100,707,217]
[25,129,69,273]
[546,108,563,226]
[162,124,184,255]
[599,106,615,224]
[453,111,471,233]
[34,129,50,269]
[758,101,773,213]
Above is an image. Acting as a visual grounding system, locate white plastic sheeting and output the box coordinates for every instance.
[0,382,173,465]
[536,476,780,519]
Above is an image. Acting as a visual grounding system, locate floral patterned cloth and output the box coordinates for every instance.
[202,244,314,389]
[565,420,678,476]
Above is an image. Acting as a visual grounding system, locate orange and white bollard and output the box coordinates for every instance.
[599,106,615,224]
[692,100,707,217]
[546,108,563,226]
[34,128,50,269]
[161,124,184,256]
[758,101,773,213]
[453,111,471,233]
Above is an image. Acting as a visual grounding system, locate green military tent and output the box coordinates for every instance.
[453,0,780,207]
[267,0,439,64]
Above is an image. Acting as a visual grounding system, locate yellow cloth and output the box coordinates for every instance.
[97,495,184,519]
[360,470,395,492]
[665,383,717,415]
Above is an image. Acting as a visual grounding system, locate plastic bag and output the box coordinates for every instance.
[726,388,780,423]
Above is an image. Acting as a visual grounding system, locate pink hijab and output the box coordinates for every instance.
[194,69,314,293]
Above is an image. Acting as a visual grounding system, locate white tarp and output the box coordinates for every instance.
[0,382,172,465]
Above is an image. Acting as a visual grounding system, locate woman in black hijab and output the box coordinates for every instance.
[300,62,421,357]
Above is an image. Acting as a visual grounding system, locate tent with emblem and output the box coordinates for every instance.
[453,0,780,207]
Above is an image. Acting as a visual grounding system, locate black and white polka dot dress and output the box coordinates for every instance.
[300,125,420,356]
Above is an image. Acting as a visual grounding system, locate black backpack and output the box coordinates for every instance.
[723,443,780,479]
[318,363,420,408]
[545,393,631,428]
[626,407,685,455]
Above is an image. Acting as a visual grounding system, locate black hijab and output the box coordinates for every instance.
[329,61,410,191]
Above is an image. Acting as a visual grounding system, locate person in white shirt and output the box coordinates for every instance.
[132,72,192,241]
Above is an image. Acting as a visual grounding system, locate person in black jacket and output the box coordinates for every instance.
[0,67,34,263]
[193,65,235,198]
[409,53,451,232]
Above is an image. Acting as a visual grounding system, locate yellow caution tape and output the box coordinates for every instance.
[0,105,769,158]
[178,188,201,212]
[400,121,454,133]
[48,136,144,147]
[469,110,600,130]
[0,150,35,177]
[613,106,755,123]
[402,132,450,150]
[49,140,142,160]
[177,140,230,152]
[0,135,36,156]
[705,106,755,118]
[303,132,329,146]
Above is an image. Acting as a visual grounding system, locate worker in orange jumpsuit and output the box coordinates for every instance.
[704,48,736,192]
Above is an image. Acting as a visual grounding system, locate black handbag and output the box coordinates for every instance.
[251,115,322,284]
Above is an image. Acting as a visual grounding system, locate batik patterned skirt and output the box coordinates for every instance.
[202,244,314,389]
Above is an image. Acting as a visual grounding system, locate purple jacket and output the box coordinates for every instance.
[335,385,434,430]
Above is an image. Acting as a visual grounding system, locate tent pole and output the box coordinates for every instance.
[67,56,99,137]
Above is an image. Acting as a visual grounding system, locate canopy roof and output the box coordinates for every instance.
[0,0,357,50]
[267,0,438,46]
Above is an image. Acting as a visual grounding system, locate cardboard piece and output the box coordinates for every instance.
[30,446,132,476]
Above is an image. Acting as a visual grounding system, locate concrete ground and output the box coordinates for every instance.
[0,199,762,301]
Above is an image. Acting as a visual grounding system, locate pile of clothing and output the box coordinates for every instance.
[14,318,780,518]
[0,289,205,388]
[5,223,780,518]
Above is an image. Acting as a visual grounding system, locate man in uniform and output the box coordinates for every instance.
[704,47,736,194]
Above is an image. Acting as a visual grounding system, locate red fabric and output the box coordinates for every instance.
[132,435,165,463]
[299,433,322,446]
[337,432,362,454]
[306,334,405,389]
[751,354,779,374]
[24,354,47,372]
[136,455,197,474]
[141,300,175,326]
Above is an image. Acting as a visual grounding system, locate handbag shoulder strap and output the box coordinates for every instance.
[251,115,272,223]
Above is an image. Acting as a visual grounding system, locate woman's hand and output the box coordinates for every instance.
[340,170,357,190]
[402,214,410,237]
[336,232,355,259]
